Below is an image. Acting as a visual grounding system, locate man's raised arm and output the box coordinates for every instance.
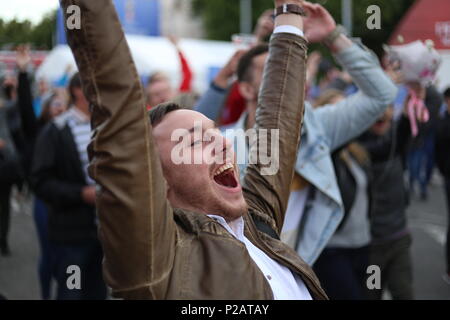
[243,1,307,233]
[61,0,175,298]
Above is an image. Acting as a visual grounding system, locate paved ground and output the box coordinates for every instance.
[0,188,39,300]
[408,175,450,299]
[0,178,449,300]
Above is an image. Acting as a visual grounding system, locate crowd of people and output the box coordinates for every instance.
[0,0,449,300]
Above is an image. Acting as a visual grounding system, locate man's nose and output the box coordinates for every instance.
[211,132,233,158]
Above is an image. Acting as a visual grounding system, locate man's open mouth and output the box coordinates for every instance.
[213,163,238,188]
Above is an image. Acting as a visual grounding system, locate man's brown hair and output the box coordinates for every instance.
[237,44,269,83]
[148,102,182,126]
[68,72,82,105]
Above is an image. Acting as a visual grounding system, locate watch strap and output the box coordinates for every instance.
[274,4,307,17]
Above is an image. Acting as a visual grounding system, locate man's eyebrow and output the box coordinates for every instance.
[183,125,202,137]
[181,122,218,139]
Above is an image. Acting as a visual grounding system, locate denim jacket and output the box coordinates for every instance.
[197,42,398,265]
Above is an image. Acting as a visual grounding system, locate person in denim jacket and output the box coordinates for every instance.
[196,17,397,265]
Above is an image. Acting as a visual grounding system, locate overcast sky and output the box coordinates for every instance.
[0,0,59,24]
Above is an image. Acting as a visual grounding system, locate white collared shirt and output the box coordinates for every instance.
[273,25,304,38]
[208,215,312,300]
[281,187,310,249]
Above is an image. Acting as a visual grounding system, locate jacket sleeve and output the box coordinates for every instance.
[17,72,38,140]
[314,43,398,152]
[243,33,308,233]
[178,50,193,93]
[30,124,85,206]
[194,83,228,121]
[61,0,176,299]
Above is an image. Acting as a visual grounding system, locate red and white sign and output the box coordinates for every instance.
[389,0,450,50]
[435,21,450,47]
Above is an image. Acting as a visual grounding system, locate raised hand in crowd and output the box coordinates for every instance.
[254,9,274,43]
[15,45,32,72]
[213,49,247,89]
[167,34,180,49]
[0,138,5,150]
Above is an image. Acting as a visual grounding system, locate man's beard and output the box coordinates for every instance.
[170,182,247,221]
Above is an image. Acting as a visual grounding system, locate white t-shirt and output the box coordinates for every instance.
[281,187,310,249]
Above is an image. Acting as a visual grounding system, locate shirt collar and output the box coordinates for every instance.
[207,215,245,241]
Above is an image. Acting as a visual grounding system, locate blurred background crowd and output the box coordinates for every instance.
[0,0,450,300]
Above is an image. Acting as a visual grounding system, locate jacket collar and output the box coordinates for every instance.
[207,215,245,241]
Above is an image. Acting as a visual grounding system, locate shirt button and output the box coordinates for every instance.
[267,275,272,280]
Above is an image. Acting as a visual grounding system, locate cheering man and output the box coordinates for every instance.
[61,0,327,299]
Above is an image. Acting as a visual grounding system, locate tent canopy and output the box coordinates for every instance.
[36,35,237,93]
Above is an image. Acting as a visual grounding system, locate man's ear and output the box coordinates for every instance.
[238,82,256,101]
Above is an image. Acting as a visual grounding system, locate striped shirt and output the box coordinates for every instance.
[65,107,93,185]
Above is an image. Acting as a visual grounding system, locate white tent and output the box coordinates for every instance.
[36,35,237,93]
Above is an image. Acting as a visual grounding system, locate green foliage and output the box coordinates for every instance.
[192,0,416,56]
[316,0,416,56]
[192,0,273,41]
[0,10,57,50]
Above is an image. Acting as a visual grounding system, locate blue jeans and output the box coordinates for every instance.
[408,149,427,195]
[33,198,54,300]
[52,239,106,300]
[408,133,435,195]
[313,246,369,300]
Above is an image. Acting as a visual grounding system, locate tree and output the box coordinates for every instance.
[192,0,416,57]
[315,0,416,57]
[30,11,57,49]
[0,10,57,50]
[192,0,273,41]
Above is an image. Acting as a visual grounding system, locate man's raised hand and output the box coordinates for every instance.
[302,1,336,43]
